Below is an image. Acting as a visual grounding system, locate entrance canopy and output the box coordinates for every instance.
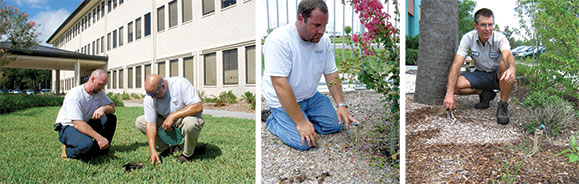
[1,42,108,94]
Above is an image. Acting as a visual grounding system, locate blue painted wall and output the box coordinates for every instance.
[406,0,420,37]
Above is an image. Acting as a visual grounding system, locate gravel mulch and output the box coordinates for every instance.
[261,91,398,183]
[406,94,579,183]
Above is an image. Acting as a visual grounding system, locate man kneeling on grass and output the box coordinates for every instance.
[54,69,117,159]
[135,74,204,164]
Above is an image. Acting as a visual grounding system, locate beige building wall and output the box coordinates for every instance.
[50,0,256,97]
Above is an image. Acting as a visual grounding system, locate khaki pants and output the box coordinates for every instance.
[135,114,204,157]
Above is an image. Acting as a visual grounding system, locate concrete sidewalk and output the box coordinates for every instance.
[123,102,256,120]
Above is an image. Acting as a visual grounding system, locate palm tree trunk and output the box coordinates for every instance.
[414,0,459,105]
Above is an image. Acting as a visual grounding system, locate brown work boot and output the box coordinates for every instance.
[61,145,67,158]
[177,154,194,163]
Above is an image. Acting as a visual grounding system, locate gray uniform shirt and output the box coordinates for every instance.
[457,30,511,72]
[143,77,202,123]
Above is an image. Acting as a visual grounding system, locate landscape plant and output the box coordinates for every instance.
[554,134,579,163]
[340,0,399,167]
[240,91,256,110]
[0,0,39,65]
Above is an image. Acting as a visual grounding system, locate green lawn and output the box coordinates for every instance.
[0,107,255,183]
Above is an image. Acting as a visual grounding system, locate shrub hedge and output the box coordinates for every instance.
[0,94,64,114]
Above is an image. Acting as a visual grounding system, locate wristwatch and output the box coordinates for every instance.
[336,103,348,108]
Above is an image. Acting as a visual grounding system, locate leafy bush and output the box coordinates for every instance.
[554,134,579,163]
[219,90,237,104]
[121,92,131,100]
[107,93,124,107]
[240,91,256,110]
[197,90,206,101]
[130,93,141,99]
[523,91,576,135]
[406,49,419,65]
[0,94,63,114]
[406,35,419,49]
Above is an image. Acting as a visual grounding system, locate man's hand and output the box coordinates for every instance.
[149,150,161,165]
[500,67,516,82]
[95,136,110,150]
[162,117,175,131]
[443,94,456,111]
[91,107,105,120]
[337,106,357,129]
[296,120,317,147]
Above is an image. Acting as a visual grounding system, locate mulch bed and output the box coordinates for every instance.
[406,94,579,183]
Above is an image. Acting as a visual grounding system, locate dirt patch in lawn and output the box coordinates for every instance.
[406,94,579,183]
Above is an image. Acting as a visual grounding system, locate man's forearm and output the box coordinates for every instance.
[167,103,203,121]
[102,104,115,114]
[271,77,307,125]
[72,120,105,140]
[145,122,158,153]
[324,72,345,104]
[446,55,466,95]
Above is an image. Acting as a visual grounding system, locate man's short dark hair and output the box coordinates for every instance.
[474,8,494,24]
[297,0,328,22]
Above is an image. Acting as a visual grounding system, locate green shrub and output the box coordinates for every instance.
[241,91,256,110]
[0,94,64,114]
[197,90,206,101]
[121,92,131,100]
[523,91,576,136]
[522,91,569,108]
[406,35,419,49]
[219,91,237,104]
[107,93,124,107]
[130,93,141,99]
[406,49,419,65]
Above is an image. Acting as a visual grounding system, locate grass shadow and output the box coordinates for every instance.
[191,142,222,160]
[112,141,147,153]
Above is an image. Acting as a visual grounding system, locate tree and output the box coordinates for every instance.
[414,0,458,105]
[458,0,476,40]
[0,0,39,65]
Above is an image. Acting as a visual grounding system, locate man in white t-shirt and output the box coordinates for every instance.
[262,0,356,151]
[54,69,116,159]
[443,8,516,125]
[135,74,204,164]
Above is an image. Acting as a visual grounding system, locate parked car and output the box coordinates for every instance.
[12,89,22,94]
[0,89,8,94]
[25,90,35,95]
[40,89,51,94]
[532,46,546,58]
[510,46,528,55]
[516,46,535,59]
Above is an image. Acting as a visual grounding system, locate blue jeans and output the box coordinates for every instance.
[58,114,117,159]
[266,92,341,151]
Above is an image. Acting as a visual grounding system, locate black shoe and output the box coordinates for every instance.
[496,101,510,125]
[261,109,271,122]
[177,154,193,163]
[474,89,496,109]
[160,145,181,157]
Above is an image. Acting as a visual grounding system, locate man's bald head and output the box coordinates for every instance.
[145,74,165,97]
[91,69,107,81]
[85,69,107,95]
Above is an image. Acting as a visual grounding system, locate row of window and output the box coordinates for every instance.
[55,0,240,49]
[104,46,255,90]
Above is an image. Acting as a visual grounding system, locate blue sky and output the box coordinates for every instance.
[3,0,83,45]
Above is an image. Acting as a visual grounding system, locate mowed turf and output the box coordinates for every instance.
[0,106,255,183]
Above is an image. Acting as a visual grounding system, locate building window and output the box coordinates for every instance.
[158,62,166,77]
[128,21,133,42]
[108,0,112,12]
[113,30,117,48]
[157,6,165,32]
[107,71,111,89]
[101,2,105,17]
[92,41,95,55]
[204,53,216,85]
[246,46,256,84]
[112,70,116,89]
[144,13,151,36]
[118,26,124,46]
[169,0,178,28]
[223,49,238,85]
[135,17,142,39]
[128,67,133,88]
[96,38,100,54]
[145,64,151,78]
[107,33,111,50]
[182,0,192,23]
[136,66,142,88]
[119,69,123,88]
[113,0,117,8]
[170,59,178,77]
[101,36,104,52]
[88,13,91,27]
[222,0,236,8]
[203,0,215,15]
[92,9,96,23]
[183,56,194,83]
[120,0,124,4]
[97,5,101,20]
